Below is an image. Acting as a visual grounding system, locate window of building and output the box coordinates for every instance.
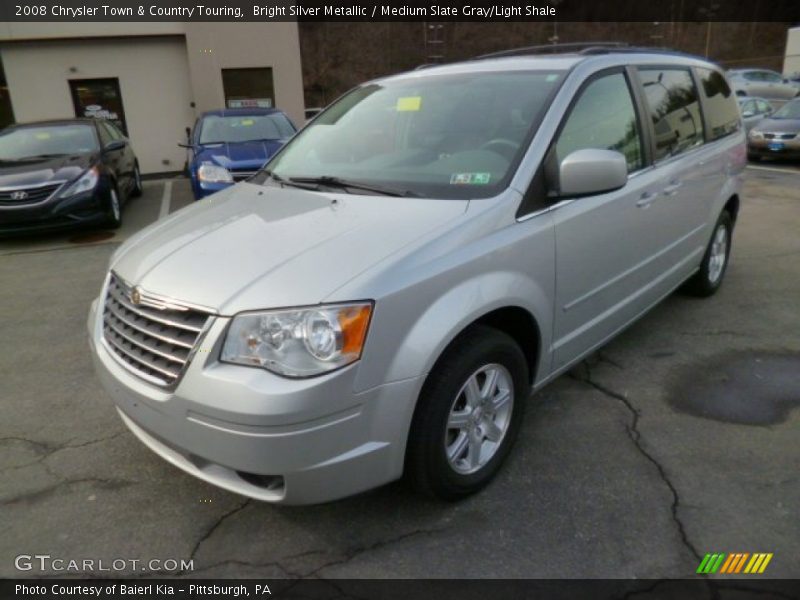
[638,68,704,160]
[555,71,644,173]
[696,67,740,141]
[69,78,128,134]
[222,68,275,109]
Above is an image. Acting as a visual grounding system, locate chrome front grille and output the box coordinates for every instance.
[102,274,212,387]
[763,133,796,140]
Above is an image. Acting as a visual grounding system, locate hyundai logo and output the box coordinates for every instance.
[10,191,28,200]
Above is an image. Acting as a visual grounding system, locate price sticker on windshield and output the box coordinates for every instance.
[397,96,422,112]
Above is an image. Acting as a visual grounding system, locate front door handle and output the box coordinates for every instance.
[663,180,682,196]
[636,191,659,208]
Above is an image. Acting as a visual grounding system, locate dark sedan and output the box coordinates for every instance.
[0,119,141,235]
[747,98,800,160]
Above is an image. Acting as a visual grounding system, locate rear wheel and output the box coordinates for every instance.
[683,211,732,297]
[405,326,528,500]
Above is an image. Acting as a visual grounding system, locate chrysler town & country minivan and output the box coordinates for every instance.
[88,46,745,504]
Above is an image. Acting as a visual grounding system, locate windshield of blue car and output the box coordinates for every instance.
[771,100,800,120]
[262,70,566,199]
[198,114,295,144]
[0,124,99,160]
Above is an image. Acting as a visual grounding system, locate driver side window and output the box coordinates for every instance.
[555,71,644,173]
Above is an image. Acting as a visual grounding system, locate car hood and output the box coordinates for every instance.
[111,183,468,314]
[754,118,800,134]
[0,152,93,187]
[194,140,287,171]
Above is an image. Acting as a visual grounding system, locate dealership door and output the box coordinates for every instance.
[69,78,128,134]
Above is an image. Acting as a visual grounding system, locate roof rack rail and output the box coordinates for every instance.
[475,42,628,60]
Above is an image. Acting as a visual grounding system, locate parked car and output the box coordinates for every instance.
[747,97,800,160]
[738,96,774,132]
[0,118,141,235]
[182,108,296,199]
[89,47,745,505]
[727,69,799,101]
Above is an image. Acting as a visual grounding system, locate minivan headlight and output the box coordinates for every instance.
[748,130,764,140]
[59,166,99,197]
[221,302,373,377]
[197,163,233,183]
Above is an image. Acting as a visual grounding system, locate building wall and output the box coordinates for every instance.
[0,36,195,174]
[0,22,306,174]
[785,27,800,76]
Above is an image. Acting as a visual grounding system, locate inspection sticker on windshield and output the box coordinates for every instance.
[397,96,422,111]
[450,172,491,185]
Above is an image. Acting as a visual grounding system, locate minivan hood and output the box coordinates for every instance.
[111,183,468,314]
[0,152,93,187]
[194,140,286,172]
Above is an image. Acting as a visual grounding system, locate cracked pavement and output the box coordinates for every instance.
[1,168,798,579]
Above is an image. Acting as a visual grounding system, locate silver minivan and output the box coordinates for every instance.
[88,47,745,504]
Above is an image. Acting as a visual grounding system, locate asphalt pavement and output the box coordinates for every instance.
[1,165,798,581]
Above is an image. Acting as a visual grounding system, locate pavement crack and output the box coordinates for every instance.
[180,499,252,575]
[0,430,127,473]
[0,476,133,506]
[298,526,448,578]
[571,361,702,565]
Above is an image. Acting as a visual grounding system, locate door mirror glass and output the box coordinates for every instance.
[559,148,628,197]
[103,140,126,152]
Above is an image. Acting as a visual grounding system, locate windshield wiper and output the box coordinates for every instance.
[261,169,319,191]
[289,176,417,197]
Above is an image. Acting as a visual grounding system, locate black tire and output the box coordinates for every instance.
[130,163,143,198]
[405,325,528,501]
[104,185,122,229]
[682,211,733,297]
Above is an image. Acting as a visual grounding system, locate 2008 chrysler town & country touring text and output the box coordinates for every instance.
[88,47,745,504]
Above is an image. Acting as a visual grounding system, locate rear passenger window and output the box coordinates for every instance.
[555,72,643,172]
[639,68,704,160]
[696,68,740,141]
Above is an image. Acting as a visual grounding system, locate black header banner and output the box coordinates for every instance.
[4,0,800,22]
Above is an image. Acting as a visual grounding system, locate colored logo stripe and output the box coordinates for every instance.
[698,553,773,574]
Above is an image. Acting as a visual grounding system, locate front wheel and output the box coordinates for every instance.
[405,326,528,500]
[130,163,143,198]
[683,211,733,297]
[104,187,122,229]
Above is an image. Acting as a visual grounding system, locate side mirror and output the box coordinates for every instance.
[178,142,193,149]
[559,148,628,197]
[103,140,126,152]
[742,111,755,118]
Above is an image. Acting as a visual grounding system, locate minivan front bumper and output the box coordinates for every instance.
[87,296,421,505]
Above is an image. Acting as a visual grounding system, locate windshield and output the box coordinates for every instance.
[0,124,98,160]
[771,100,800,119]
[262,70,565,199]
[199,114,295,144]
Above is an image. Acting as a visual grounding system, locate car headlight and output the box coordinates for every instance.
[221,302,373,377]
[749,130,764,140]
[197,163,233,184]
[59,166,99,197]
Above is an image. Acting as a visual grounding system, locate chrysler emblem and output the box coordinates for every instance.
[130,287,142,305]
[10,191,28,200]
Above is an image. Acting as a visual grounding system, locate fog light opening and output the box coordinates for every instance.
[236,472,285,491]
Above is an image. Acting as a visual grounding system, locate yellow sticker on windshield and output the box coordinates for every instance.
[240,119,254,126]
[34,132,51,140]
[397,96,422,112]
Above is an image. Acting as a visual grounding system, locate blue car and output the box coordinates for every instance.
[183,108,296,199]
